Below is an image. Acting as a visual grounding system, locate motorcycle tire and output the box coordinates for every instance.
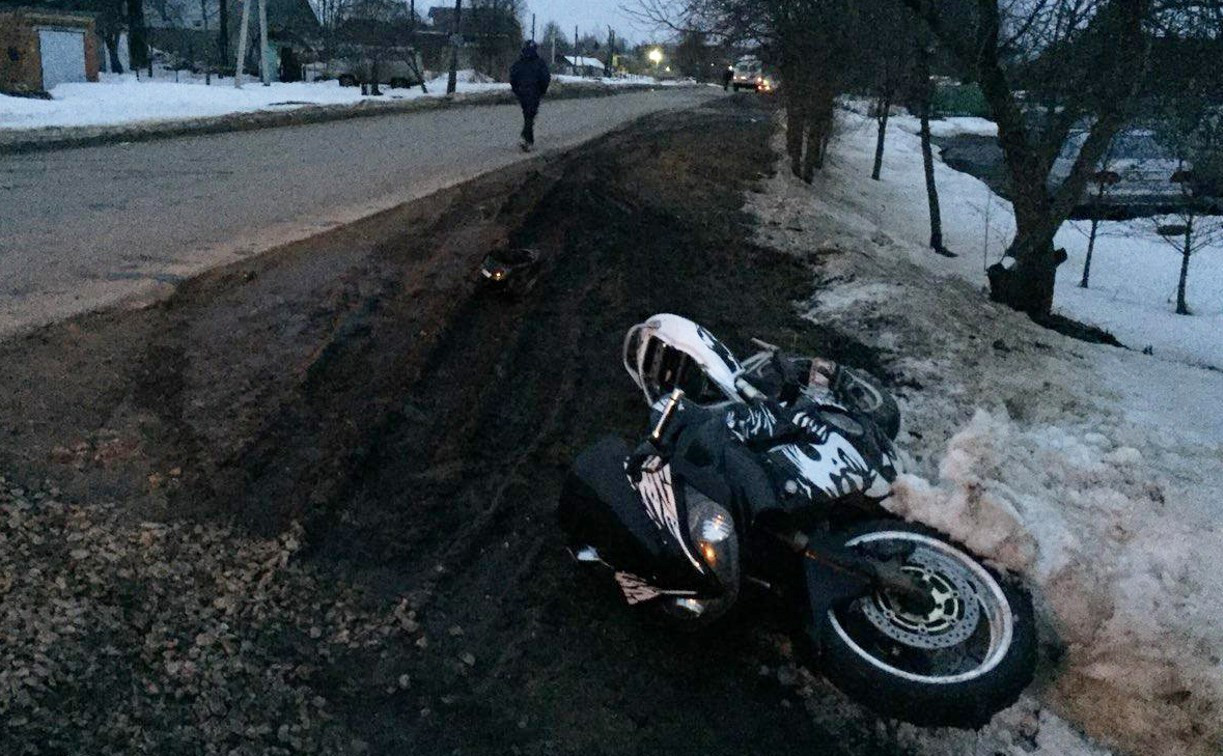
[836,368,901,441]
[816,520,1037,729]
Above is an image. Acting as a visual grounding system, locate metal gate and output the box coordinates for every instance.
[38,28,87,91]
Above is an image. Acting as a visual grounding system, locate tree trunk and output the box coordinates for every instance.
[871,93,890,181]
[915,45,947,256]
[126,0,148,70]
[446,0,463,95]
[104,31,124,73]
[987,200,1065,317]
[783,65,806,178]
[1176,218,1192,315]
[1080,218,1099,287]
[802,116,820,183]
[787,103,805,178]
[219,0,229,62]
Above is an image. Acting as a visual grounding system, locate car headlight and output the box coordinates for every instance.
[686,489,739,592]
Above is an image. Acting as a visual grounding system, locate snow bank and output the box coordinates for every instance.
[0,70,668,133]
[0,71,510,131]
[422,68,506,92]
[749,116,1223,755]
[803,108,1223,370]
[887,409,1223,756]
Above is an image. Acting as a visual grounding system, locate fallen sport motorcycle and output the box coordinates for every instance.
[557,314,1036,727]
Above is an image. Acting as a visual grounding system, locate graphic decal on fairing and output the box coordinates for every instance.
[626,458,704,572]
[724,403,879,501]
[614,572,662,604]
[612,571,698,605]
[724,403,778,442]
[696,324,743,376]
[774,433,876,500]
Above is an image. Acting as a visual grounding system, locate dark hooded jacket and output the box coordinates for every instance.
[510,44,551,111]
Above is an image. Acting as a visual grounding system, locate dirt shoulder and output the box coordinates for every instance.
[0,95,916,755]
[0,82,689,155]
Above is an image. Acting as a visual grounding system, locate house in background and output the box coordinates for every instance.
[0,7,99,95]
[560,55,604,77]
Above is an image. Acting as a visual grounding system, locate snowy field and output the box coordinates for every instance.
[0,70,667,132]
[750,112,1223,755]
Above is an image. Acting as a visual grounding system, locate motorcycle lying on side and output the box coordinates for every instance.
[557,314,1036,728]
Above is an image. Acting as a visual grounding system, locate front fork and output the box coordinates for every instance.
[763,526,934,622]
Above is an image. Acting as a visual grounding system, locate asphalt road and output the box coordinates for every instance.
[0,87,721,339]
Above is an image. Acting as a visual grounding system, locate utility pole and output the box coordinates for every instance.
[258,0,270,85]
[446,0,462,94]
[607,25,613,75]
[573,24,578,73]
[550,30,555,65]
[234,0,251,87]
[530,13,535,41]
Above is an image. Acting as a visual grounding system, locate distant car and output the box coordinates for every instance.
[731,57,762,91]
[731,57,775,93]
[312,48,425,89]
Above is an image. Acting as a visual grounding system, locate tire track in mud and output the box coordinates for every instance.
[0,96,903,755]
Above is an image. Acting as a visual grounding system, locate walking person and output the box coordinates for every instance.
[510,40,551,152]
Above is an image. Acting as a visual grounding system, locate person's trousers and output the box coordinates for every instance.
[520,102,539,144]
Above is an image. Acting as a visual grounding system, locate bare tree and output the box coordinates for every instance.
[1076,142,1123,288]
[85,0,128,73]
[902,0,1152,317]
[632,0,856,180]
[126,0,149,69]
[1151,174,1223,315]
[912,36,956,255]
[466,0,524,80]
[859,0,913,180]
[1147,64,1223,314]
[540,20,569,63]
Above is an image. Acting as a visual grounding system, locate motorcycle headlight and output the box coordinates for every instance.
[686,489,739,593]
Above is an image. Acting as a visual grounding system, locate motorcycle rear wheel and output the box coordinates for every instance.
[817,520,1036,728]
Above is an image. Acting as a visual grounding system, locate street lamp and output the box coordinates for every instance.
[648,48,663,68]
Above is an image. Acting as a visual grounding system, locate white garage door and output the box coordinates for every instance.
[38,28,87,91]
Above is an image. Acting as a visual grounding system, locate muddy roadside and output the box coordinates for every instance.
[0,95,913,755]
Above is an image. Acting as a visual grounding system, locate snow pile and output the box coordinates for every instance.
[887,409,1223,756]
[749,117,1223,755]
[0,69,671,133]
[0,71,511,131]
[798,108,1223,370]
[422,68,504,92]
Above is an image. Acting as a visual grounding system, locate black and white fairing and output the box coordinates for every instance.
[724,398,900,509]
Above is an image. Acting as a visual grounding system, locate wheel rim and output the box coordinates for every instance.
[827,531,1014,685]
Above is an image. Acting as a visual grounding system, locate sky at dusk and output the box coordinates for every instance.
[522,0,666,45]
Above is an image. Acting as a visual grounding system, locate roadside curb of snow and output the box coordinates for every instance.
[0,82,683,155]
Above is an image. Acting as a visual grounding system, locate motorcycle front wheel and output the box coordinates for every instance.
[818,520,1036,728]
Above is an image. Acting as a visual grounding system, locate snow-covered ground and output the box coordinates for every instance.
[825,109,1223,370]
[0,69,667,132]
[749,112,1223,755]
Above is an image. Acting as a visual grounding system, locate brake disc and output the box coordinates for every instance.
[860,546,982,650]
